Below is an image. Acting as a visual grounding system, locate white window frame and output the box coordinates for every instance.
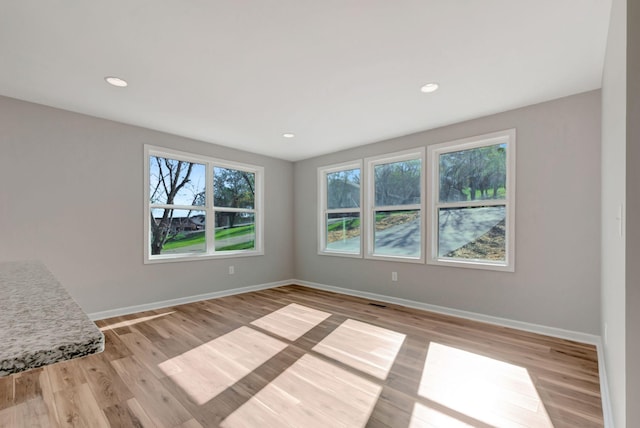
[318,160,363,257]
[426,129,516,271]
[144,145,264,263]
[365,148,425,263]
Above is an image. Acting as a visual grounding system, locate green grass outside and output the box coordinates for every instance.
[327,212,417,233]
[215,224,254,239]
[327,218,360,232]
[161,224,254,251]
[217,241,255,251]
[163,231,205,250]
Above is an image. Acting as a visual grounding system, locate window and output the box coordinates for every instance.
[318,161,362,256]
[145,145,263,263]
[319,151,424,262]
[427,130,515,271]
[366,149,425,262]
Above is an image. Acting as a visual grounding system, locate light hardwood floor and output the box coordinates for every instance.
[0,285,604,427]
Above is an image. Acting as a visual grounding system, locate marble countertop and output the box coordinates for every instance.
[0,261,104,376]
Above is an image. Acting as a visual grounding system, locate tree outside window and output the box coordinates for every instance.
[318,163,362,256]
[145,146,263,262]
[428,130,515,271]
[369,154,423,260]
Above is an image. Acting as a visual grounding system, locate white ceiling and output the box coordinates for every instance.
[0,1,611,161]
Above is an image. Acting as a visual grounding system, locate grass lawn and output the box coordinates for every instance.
[327,218,360,232]
[162,224,255,251]
[163,231,205,250]
[326,212,416,242]
[215,224,254,239]
[217,241,255,251]
[326,211,415,233]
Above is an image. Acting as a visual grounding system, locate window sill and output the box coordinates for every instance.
[145,250,264,264]
[427,257,514,272]
[318,250,363,258]
[365,254,424,264]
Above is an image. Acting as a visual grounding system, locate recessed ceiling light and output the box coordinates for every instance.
[105,76,128,87]
[282,133,295,138]
[420,82,439,93]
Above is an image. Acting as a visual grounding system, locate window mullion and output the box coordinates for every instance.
[326,207,361,214]
[150,203,204,211]
[206,161,215,254]
[216,207,256,214]
[435,200,507,210]
[373,204,421,212]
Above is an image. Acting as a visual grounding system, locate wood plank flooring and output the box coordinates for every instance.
[0,285,604,427]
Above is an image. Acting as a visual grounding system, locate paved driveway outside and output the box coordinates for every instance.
[326,206,505,257]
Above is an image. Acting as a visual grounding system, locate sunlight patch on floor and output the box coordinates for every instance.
[158,326,287,405]
[99,311,176,331]
[250,303,331,341]
[410,402,475,428]
[220,354,382,428]
[312,319,406,380]
[418,342,553,427]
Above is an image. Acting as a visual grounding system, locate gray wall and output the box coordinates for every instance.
[294,91,601,334]
[601,0,627,424]
[627,0,640,425]
[0,96,294,314]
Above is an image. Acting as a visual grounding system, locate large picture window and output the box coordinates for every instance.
[427,130,515,271]
[318,161,362,256]
[366,149,425,262]
[145,146,263,263]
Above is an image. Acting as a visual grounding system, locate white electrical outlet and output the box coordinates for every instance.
[604,322,608,345]
[229,265,235,275]
[392,272,398,282]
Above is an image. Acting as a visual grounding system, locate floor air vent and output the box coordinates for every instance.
[368,302,387,308]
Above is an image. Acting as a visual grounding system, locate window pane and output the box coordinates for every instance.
[373,210,420,257]
[326,213,360,253]
[438,206,506,261]
[439,144,506,203]
[215,212,255,251]
[374,159,421,207]
[150,156,206,206]
[150,209,206,255]
[214,167,255,209]
[327,169,360,209]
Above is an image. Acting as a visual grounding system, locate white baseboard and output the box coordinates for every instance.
[87,279,290,321]
[293,279,601,345]
[596,343,615,428]
[92,277,602,344]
